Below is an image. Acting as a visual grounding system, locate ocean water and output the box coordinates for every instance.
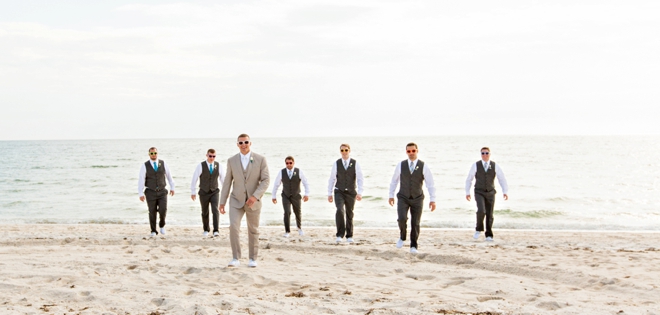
[0,136,658,231]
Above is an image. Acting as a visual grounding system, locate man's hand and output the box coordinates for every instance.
[246,196,258,208]
[388,198,395,206]
[503,194,509,201]
[191,195,196,201]
[466,195,471,201]
[272,198,277,204]
[303,196,309,202]
[356,194,362,201]
[429,201,436,212]
[219,205,226,214]
[328,196,333,203]
[170,190,175,196]
[139,196,145,202]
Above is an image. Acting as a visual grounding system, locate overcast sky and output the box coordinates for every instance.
[1,0,659,140]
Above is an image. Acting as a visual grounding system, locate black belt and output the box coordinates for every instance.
[148,187,163,192]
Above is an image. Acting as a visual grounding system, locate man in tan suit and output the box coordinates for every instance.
[220,134,270,268]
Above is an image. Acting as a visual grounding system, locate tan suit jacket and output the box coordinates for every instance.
[220,152,270,210]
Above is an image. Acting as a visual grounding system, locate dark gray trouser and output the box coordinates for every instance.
[145,189,168,234]
[199,188,220,233]
[397,193,424,249]
[334,190,356,238]
[475,191,495,238]
[282,193,302,233]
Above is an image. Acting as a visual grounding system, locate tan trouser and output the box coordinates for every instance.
[229,204,261,260]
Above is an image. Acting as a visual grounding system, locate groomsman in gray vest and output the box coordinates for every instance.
[138,147,175,237]
[220,134,270,268]
[465,147,509,242]
[190,149,225,237]
[388,142,436,254]
[272,156,310,237]
[327,143,364,243]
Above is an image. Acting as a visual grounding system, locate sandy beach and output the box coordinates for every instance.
[0,224,658,315]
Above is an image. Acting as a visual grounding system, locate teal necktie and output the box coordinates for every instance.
[153,162,158,172]
[210,163,213,174]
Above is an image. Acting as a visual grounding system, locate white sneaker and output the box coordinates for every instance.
[410,247,418,254]
[396,239,404,248]
[346,238,354,243]
[298,229,304,236]
[335,237,342,243]
[485,237,494,242]
[213,231,219,237]
[473,231,481,239]
[248,259,257,268]
[203,231,209,237]
[160,228,166,235]
[228,259,240,267]
[150,232,157,237]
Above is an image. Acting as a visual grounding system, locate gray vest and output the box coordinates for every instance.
[475,160,497,193]
[335,158,357,194]
[199,161,220,193]
[281,168,301,197]
[398,160,425,199]
[144,160,166,191]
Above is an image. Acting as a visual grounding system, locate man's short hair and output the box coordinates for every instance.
[237,133,250,140]
[207,148,216,154]
[406,142,418,149]
[148,147,158,152]
[340,143,351,150]
[481,147,490,152]
[285,156,295,162]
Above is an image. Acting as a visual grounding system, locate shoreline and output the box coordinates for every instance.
[1,224,658,314]
[3,223,660,234]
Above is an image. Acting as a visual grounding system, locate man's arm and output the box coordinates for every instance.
[495,163,509,200]
[219,159,233,214]
[163,161,175,196]
[355,161,364,201]
[388,162,401,207]
[271,170,283,203]
[423,164,437,211]
[190,163,202,200]
[138,163,146,201]
[327,162,337,202]
[299,169,310,202]
[465,163,477,201]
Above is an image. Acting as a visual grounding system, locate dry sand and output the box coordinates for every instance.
[0,224,658,315]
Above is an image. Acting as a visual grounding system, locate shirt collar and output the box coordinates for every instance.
[240,152,251,160]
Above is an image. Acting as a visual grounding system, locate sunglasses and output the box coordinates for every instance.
[481,152,489,155]
[340,149,349,152]
[208,155,216,158]
[149,152,158,155]
[237,141,250,145]
[285,162,293,165]
[407,149,417,153]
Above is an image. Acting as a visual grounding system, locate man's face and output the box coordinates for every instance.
[206,152,216,163]
[481,150,490,162]
[285,159,294,170]
[149,150,158,161]
[406,146,418,161]
[237,137,251,155]
[340,146,350,159]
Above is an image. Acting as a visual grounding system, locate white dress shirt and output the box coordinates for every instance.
[190,160,226,195]
[327,158,365,196]
[138,160,175,197]
[388,159,436,202]
[271,168,310,197]
[464,160,508,195]
[240,152,251,170]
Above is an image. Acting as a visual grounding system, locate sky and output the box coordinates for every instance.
[1,0,659,140]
